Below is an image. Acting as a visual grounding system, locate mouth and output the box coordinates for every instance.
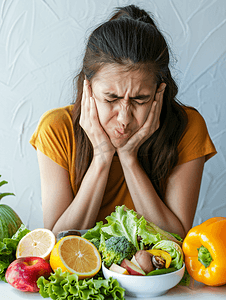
[114,129,131,139]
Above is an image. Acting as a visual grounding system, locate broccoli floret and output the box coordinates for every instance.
[91,238,100,250]
[101,236,137,268]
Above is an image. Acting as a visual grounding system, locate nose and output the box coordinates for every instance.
[117,103,132,128]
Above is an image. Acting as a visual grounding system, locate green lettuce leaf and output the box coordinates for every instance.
[100,206,181,250]
[169,232,183,242]
[82,221,103,241]
[83,206,182,251]
[137,216,162,245]
[136,213,182,246]
[100,205,141,249]
[37,268,125,300]
[152,240,183,270]
[0,224,30,282]
[11,224,30,240]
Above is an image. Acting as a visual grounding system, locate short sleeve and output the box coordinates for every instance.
[29,106,74,170]
[177,108,217,165]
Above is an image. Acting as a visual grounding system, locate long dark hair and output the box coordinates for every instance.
[72,5,188,199]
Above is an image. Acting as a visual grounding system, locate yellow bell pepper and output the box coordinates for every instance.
[146,249,172,268]
[182,217,226,286]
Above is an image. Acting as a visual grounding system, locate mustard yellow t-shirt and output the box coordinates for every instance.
[30,105,217,222]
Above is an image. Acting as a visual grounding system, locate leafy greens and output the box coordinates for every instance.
[152,240,184,270]
[83,205,182,250]
[37,268,125,300]
[0,224,30,282]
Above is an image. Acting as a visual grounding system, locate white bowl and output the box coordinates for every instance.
[102,262,185,298]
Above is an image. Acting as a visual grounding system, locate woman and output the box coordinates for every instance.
[30,5,216,238]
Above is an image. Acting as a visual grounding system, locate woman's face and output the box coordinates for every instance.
[91,65,160,148]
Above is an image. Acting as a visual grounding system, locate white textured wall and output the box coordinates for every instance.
[1,0,225,230]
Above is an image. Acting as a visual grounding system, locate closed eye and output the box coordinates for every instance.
[104,98,118,103]
[104,99,148,105]
[133,100,147,105]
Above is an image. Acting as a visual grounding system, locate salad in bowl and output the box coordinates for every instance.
[81,205,186,297]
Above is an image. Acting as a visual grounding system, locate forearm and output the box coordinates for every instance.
[51,157,112,235]
[119,156,186,237]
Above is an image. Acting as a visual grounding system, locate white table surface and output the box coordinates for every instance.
[1,280,226,300]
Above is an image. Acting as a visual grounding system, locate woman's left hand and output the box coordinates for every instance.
[117,83,166,161]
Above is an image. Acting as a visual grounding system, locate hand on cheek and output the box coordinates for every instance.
[79,79,115,164]
[116,83,166,160]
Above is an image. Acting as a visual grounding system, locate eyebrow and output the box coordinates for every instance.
[103,92,151,101]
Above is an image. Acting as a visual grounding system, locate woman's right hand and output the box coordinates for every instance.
[79,79,115,164]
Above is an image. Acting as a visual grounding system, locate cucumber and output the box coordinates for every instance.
[146,267,176,276]
[0,176,23,241]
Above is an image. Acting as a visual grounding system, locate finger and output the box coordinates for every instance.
[140,100,159,139]
[156,83,166,94]
[85,78,92,98]
[153,94,161,121]
[90,96,97,122]
[133,103,156,143]
[85,80,93,120]
[123,103,157,151]
[149,101,159,134]
[152,90,164,129]
[155,82,165,111]
[151,103,161,132]
[153,103,161,131]
[143,100,157,129]
[80,80,87,126]
[80,79,91,127]
[90,96,103,133]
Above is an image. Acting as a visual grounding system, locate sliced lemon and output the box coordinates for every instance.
[16,228,56,261]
